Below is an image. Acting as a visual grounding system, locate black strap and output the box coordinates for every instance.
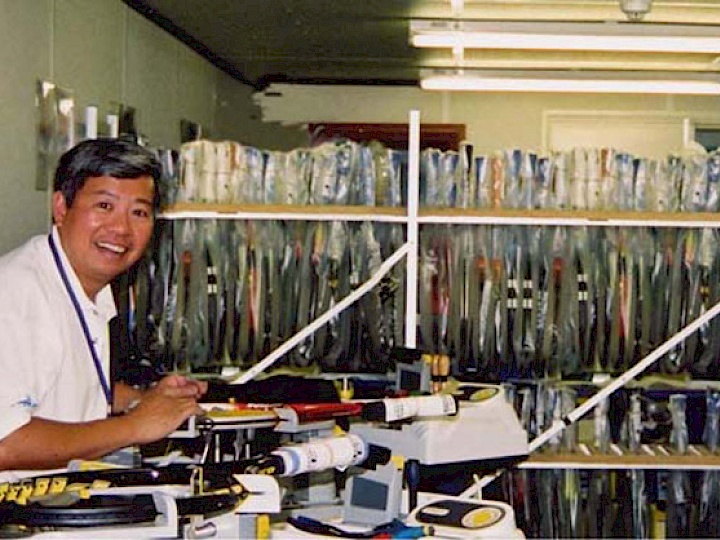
[48,234,112,410]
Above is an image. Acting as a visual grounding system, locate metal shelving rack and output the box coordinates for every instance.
[162,110,720,470]
[521,445,720,471]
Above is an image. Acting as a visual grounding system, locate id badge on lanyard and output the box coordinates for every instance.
[48,235,113,414]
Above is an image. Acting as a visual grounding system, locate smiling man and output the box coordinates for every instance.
[0,139,206,482]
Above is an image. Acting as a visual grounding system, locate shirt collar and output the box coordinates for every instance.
[50,226,117,323]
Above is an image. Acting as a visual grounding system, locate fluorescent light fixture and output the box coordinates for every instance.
[411,21,720,54]
[420,71,720,94]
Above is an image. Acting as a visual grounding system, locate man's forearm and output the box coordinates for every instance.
[0,375,206,473]
[0,415,140,471]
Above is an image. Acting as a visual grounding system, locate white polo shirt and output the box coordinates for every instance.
[0,226,116,482]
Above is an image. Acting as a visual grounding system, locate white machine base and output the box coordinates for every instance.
[350,384,528,465]
[406,496,525,539]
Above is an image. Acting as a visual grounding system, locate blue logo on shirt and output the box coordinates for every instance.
[14,395,38,409]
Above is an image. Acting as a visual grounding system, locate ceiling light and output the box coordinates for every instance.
[410,21,720,54]
[620,0,653,22]
[420,71,720,95]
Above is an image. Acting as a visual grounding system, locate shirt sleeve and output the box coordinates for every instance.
[0,273,59,441]
[0,320,34,440]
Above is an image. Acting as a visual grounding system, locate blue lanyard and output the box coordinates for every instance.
[48,235,113,410]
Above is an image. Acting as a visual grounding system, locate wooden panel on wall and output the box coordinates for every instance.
[308,123,466,151]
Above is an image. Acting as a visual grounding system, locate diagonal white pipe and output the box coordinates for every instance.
[530,298,720,452]
[463,297,720,496]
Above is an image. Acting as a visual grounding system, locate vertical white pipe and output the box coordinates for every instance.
[85,106,98,140]
[451,0,464,17]
[405,110,421,348]
[106,114,119,138]
[682,117,694,148]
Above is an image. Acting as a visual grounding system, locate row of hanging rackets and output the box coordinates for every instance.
[418,224,720,380]
[171,138,720,213]
[499,383,720,538]
[130,216,720,378]
[175,139,404,207]
[421,146,720,212]
[131,219,406,372]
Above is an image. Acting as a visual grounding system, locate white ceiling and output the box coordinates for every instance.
[124,0,720,89]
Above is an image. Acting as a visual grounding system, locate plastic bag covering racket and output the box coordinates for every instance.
[627,392,650,539]
[205,219,225,366]
[693,229,720,376]
[449,224,473,373]
[585,397,612,538]
[309,222,336,364]
[370,149,405,352]
[319,221,352,371]
[446,144,471,372]
[559,388,581,538]
[292,221,321,367]
[355,221,391,373]
[167,219,192,371]
[234,220,251,367]
[187,220,210,369]
[666,394,691,538]
[698,390,720,537]
[218,220,237,366]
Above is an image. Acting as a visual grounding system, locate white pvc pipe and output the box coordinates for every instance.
[106,114,119,138]
[405,110,421,348]
[85,106,98,140]
[529,297,720,452]
[463,296,720,496]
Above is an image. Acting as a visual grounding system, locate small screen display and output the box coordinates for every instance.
[399,368,421,391]
[350,477,389,510]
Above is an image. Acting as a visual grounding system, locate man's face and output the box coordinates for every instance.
[52,175,155,299]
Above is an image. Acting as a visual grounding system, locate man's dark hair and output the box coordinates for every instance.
[54,138,163,209]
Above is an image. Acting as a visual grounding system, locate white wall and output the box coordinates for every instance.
[214,72,308,151]
[255,84,720,158]
[0,0,53,254]
[544,111,691,160]
[0,0,255,254]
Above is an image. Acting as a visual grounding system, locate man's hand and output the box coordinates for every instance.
[0,375,209,472]
[124,375,208,444]
[155,374,208,398]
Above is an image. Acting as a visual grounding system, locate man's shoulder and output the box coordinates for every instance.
[0,233,48,264]
[0,234,53,291]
